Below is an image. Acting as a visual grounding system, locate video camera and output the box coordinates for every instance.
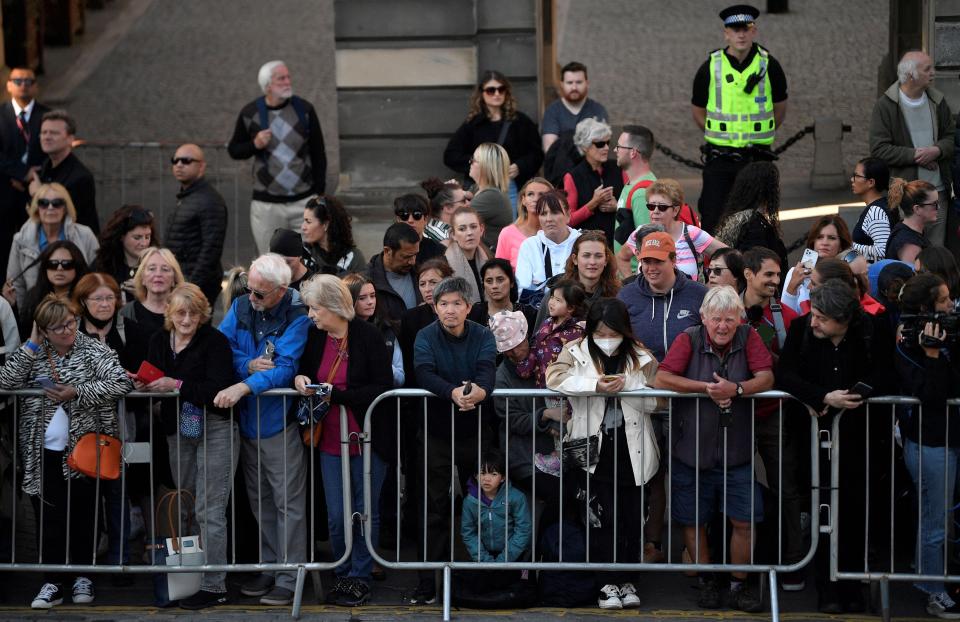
[900,312,960,347]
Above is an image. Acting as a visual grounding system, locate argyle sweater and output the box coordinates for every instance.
[228,96,327,202]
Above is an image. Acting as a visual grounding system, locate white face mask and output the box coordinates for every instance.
[594,336,623,357]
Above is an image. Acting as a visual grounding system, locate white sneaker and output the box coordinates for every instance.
[928,592,960,619]
[31,582,63,609]
[619,582,641,608]
[72,576,95,604]
[598,583,622,609]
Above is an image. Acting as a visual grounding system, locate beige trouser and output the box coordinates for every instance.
[923,191,950,248]
[250,196,313,255]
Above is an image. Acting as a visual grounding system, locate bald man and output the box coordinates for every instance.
[166,143,228,303]
[870,50,955,247]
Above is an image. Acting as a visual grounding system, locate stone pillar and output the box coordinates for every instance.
[809,117,846,190]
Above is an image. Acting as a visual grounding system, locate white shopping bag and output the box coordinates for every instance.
[165,535,204,601]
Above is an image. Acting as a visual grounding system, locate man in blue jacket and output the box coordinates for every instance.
[215,253,311,606]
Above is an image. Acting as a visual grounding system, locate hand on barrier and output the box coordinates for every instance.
[596,374,625,394]
[213,382,251,408]
[294,374,317,396]
[43,383,77,403]
[144,376,179,393]
[452,381,486,411]
[705,372,737,406]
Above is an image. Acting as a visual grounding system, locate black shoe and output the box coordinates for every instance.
[180,590,229,610]
[326,577,349,604]
[334,578,370,607]
[842,584,865,613]
[409,581,436,605]
[733,584,763,613]
[817,585,843,614]
[697,578,723,609]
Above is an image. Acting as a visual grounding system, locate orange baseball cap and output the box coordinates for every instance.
[638,231,676,261]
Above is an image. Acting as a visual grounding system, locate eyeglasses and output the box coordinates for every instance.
[707,266,728,277]
[87,295,116,305]
[170,156,202,166]
[9,78,35,87]
[850,173,869,181]
[47,317,77,335]
[45,259,75,271]
[396,210,425,221]
[613,144,636,152]
[646,203,677,212]
[917,201,940,210]
[37,198,66,209]
[240,274,283,300]
[482,86,506,95]
[592,140,610,149]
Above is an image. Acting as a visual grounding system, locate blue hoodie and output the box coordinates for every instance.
[460,478,531,563]
[617,269,708,361]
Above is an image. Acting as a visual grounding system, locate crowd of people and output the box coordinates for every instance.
[0,3,959,619]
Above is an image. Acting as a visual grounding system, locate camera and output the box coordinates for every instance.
[900,312,960,347]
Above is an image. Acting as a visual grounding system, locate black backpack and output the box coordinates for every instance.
[543,131,582,188]
[536,520,595,606]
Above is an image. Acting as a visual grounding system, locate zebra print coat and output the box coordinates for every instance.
[0,332,133,495]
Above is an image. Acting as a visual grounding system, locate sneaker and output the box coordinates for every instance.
[31,583,63,609]
[643,541,664,563]
[781,570,806,592]
[598,584,622,609]
[733,583,763,613]
[260,586,293,606]
[928,592,960,619]
[409,581,436,605]
[697,577,722,609]
[619,582,640,608]
[129,506,145,540]
[334,578,370,607]
[180,590,229,610]
[72,576,94,604]
[240,573,273,597]
[326,576,349,604]
[534,452,561,477]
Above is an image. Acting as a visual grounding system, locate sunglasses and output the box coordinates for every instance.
[127,208,154,226]
[592,140,610,149]
[841,249,862,263]
[240,274,282,300]
[396,210,425,221]
[482,86,506,95]
[707,266,727,277]
[37,198,66,209]
[646,202,676,212]
[46,259,76,271]
[170,156,202,165]
[9,78,35,87]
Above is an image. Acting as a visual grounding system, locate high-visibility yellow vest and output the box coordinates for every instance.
[704,46,775,147]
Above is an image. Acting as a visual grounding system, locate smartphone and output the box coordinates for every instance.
[801,248,819,271]
[36,376,56,390]
[136,361,164,384]
[305,383,322,390]
[463,381,473,395]
[849,382,873,400]
[600,374,624,383]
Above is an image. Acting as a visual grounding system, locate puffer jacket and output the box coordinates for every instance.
[460,478,531,562]
[165,178,228,300]
[546,337,661,486]
[0,332,133,495]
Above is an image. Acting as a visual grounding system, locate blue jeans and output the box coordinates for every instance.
[508,180,518,220]
[902,438,960,595]
[319,451,386,584]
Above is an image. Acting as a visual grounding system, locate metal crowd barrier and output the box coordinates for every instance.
[362,388,821,621]
[0,388,355,619]
[830,397,960,622]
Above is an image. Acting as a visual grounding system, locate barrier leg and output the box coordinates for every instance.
[443,565,452,621]
[291,565,306,619]
[768,569,780,621]
[880,577,891,622]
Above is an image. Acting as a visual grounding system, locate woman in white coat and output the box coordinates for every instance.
[545,297,660,610]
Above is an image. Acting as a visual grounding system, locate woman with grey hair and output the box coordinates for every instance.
[294,274,393,607]
[563,117,626,244]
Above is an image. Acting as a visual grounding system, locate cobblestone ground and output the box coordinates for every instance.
[556,0,889,180]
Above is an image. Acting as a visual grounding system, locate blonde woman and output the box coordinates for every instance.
[444,206,491,305]
[465,143,514,251]
[495,177,552,268]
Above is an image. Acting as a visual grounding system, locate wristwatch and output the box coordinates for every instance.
[735,382,744,397]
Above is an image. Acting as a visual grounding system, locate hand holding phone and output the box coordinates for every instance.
[800,248,819,271]
[36,376,56,390]
[849,382,873,400]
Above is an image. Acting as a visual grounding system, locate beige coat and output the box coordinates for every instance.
[546,337,661,486]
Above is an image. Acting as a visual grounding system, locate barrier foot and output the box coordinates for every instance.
[880,577,891,622]
[443,565,452,621]
[291,565,306,619]
[769,569,780,622]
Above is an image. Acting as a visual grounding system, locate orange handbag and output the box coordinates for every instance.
[67,432,122,480]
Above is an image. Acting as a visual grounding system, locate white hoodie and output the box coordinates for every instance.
[514,228,581,291]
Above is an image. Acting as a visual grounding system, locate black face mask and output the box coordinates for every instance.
[83,306,113,329]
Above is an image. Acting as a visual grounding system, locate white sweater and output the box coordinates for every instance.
[514,228,581,291]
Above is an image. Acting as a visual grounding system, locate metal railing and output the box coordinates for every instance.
[362,387,821,621]
[0,388,355,619]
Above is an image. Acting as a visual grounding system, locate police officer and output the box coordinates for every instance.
[692,5,788,234]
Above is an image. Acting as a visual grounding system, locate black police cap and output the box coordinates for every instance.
[719,4,760,26]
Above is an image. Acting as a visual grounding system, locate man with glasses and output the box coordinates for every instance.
[692,5,788,234]
[612,125,658,275]
[0,67,48,277]
[165,143,227,305]
[366,223,422,327]
[214,252,311,607]
[28,109,99,234]
[228,60,327,254]
[393,193,445,264]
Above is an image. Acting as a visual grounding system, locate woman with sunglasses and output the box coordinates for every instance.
[301,195,365,276]
[495,177,552,268]
[886,178,938,263]
[850,157,896,263]
[564,118,626,244]
[92,205,158,303]
[444,70,543,211]
[18,240,89,339]
[5,183,98,310]
[618,179,726,281]
[706,247,746,292]
[393,194,445,264]
[420,177,470,246]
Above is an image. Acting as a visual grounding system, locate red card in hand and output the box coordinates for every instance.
[136,361,164,384]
